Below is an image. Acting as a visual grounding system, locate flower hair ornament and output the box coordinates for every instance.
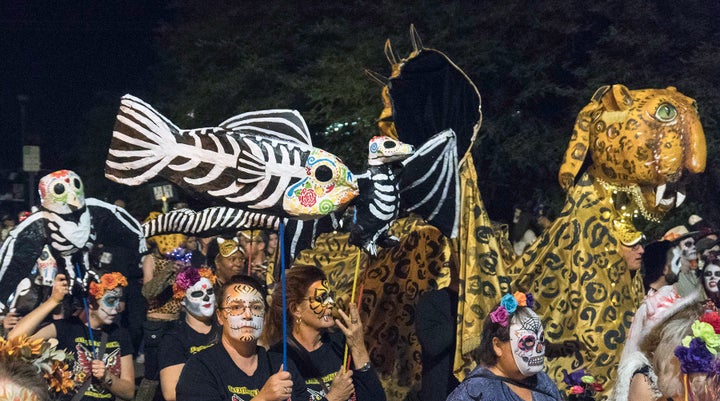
[0,335,77,396]
[88,272,128,300]
[173,267,216,300]
[490,291,535,327]
[166,246,193,265]
[674,309,720,400]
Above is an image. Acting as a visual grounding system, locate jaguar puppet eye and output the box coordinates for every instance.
[655,103,677,122]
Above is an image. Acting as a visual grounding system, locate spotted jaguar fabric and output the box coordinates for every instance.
[512,84,706,393]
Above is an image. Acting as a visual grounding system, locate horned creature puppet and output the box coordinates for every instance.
[0,170,146,312]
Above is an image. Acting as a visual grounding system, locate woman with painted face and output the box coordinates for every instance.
[159,267,220,401]
[9,272,136,401]
[176,275,315,401]
[264,265,386,401]
[700,252,720,309]
[446,292,563,401]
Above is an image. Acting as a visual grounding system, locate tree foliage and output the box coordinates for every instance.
[74,0,720,231]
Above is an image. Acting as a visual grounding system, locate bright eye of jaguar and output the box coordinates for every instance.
[655,103,677,122]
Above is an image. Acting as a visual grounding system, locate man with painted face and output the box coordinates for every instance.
[664,225,703,297]
[176,275,316,401]
[9,272,136,401]
[159,267,219,401]
[447,293,562,401]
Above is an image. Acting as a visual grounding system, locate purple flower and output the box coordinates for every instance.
[709,356,720,377]
[675,338,714,373]
[562,369,587,386]
[490,306,510,327]
[526,293,535,309]
[175,268,201,290]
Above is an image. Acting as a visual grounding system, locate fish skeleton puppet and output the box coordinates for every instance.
[105,95,358,220]
[0,170,146,313]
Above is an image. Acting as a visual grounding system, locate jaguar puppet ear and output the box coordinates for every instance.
[557,84,635,191]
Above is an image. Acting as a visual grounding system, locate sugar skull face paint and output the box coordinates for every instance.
[509,309,545,376]
[704,264,720,294]
[183,277,215,318]
[220,283,264,342]
[96,288,122,325]
[680,238,697,261]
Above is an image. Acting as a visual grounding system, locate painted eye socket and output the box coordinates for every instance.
[314,165,334,182]
[518,335,536,351]
[190,290,204,298]
[383,141,396,149]
[73,178,82,189]
[53,183,66,195]
[655,103,677,122]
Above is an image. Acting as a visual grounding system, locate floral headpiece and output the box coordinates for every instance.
[0,335,76,395]
[490,291,535,327]
[88,272,128,300]
[674,310,720,374]
[173,267,216,300]
[562,369,603,401]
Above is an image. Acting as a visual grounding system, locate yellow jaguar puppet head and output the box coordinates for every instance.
[559,84,706,221]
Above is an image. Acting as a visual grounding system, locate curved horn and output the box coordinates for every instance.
[384,39,398,66]
[410,24,423,52]
[364,69,389,87]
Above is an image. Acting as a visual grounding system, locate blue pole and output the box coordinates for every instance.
[279,221,287,370]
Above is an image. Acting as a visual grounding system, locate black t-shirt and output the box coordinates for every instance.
[176,343,317,401]
[158,319,219,370]
[271,331,386,401]
[54,317,133,401]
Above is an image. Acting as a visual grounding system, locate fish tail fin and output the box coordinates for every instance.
[105,94,180,185]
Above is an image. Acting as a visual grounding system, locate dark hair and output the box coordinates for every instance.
[472,305,537,367]
[642,240,675,291]
[216,274,268,310]
[263,265,326,345]
[0,359,51,401]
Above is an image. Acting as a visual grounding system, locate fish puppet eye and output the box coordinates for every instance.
[383,140,397,149]
[314,165,334,183]
[655,103,678,122]
[53,183,66,195]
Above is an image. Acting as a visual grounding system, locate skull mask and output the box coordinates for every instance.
[509,309,546,376]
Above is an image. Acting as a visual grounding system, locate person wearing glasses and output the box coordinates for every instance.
[176,275,314,401]
[264,265,386,401]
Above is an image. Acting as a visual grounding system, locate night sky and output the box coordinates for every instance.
[0,1,163,175]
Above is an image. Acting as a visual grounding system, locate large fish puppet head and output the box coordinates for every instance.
[283,148,358,218]
[38,170,86,214]
[558,85,706,221]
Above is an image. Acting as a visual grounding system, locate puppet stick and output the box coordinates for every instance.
[279,222,287,370]
[75,263,96,359]
[343,247,363,369]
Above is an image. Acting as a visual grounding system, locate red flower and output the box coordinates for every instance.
[298,188,317,207]
[700,311,720,334]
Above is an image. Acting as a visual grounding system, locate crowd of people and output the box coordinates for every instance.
[2,203,720,401]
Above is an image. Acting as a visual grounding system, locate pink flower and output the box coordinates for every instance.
[490,306,509,327]
[570,385,585,395]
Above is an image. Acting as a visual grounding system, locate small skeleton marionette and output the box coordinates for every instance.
[349,130,460,255]
[0,170,145,313]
